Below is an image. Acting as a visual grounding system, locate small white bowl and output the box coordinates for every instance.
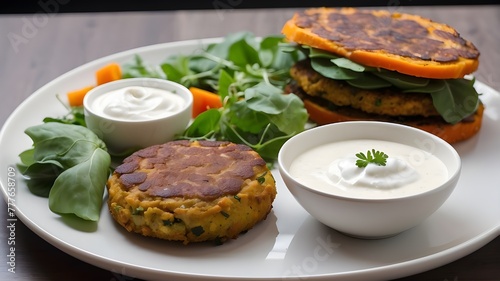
[83,78,193,154]
[278,121,461,238]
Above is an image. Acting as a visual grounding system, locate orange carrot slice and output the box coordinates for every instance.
[95,63,122,85]
[189,87,223,118]
[66,85,94,107]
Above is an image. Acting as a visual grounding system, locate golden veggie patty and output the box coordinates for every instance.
[107,140,277,244]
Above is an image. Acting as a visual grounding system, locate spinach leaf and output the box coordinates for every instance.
[306,46,339,59]
[228,37,261,68]
[401,79,446,93]
[244,83,308,135]
[122,55,164,79]
[207,32,251,60]
[17,148,35,168]
[49,148,110,221]
[21,160,64,197]
[227,101,270,134]
[25,122,107,168]
[331,58,366,72]
[222,122,293,163]
[430,78,480,124]
[20,122,111,221]
[259,36,284,68]
[311,58,362,80]
[17,148,59,197]
[183,109,222,139]
[217,69,234,101]
[373,70,430,89]
[161,55,196,85]
[346,74,392,89]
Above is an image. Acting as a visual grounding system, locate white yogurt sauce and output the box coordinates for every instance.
[91,86,185,121]
[289,139,448,199]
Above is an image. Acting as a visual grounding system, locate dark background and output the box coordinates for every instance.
[1,0,498,14]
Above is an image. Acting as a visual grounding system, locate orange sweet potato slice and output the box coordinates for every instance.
[282,7,479,79]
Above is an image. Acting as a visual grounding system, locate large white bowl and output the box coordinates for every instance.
[84,78,193,154]
[278,121,461,238]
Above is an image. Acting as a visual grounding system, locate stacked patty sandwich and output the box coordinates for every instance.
[282,7,483,143]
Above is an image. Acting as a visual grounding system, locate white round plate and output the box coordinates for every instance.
[1,38,499,281]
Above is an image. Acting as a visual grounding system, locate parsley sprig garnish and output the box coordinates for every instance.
[355,149,389,168]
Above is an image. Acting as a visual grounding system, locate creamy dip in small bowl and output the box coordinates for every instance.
[84,78,193,154]
[278,121,461,238]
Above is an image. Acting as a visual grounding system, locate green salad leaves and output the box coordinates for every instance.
[122,32,309,161]
[18,32,309,223]
[18,122,111,221]
[299,45,480,124]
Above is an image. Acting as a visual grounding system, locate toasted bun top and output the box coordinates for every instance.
[282,7,480,79]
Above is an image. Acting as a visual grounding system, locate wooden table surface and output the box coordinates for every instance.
[1,5,499,281]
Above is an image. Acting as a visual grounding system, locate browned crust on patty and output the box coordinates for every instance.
[114,140,267,201]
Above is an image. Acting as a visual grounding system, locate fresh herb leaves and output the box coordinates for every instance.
[18,122,111,221]
[122,32,309,162]
[191,225,205,237]
[121,55,164,79]
[42,106,87,126]
[355,149,389,168]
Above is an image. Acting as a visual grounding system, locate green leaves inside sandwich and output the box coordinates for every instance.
[301,46,480,124]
